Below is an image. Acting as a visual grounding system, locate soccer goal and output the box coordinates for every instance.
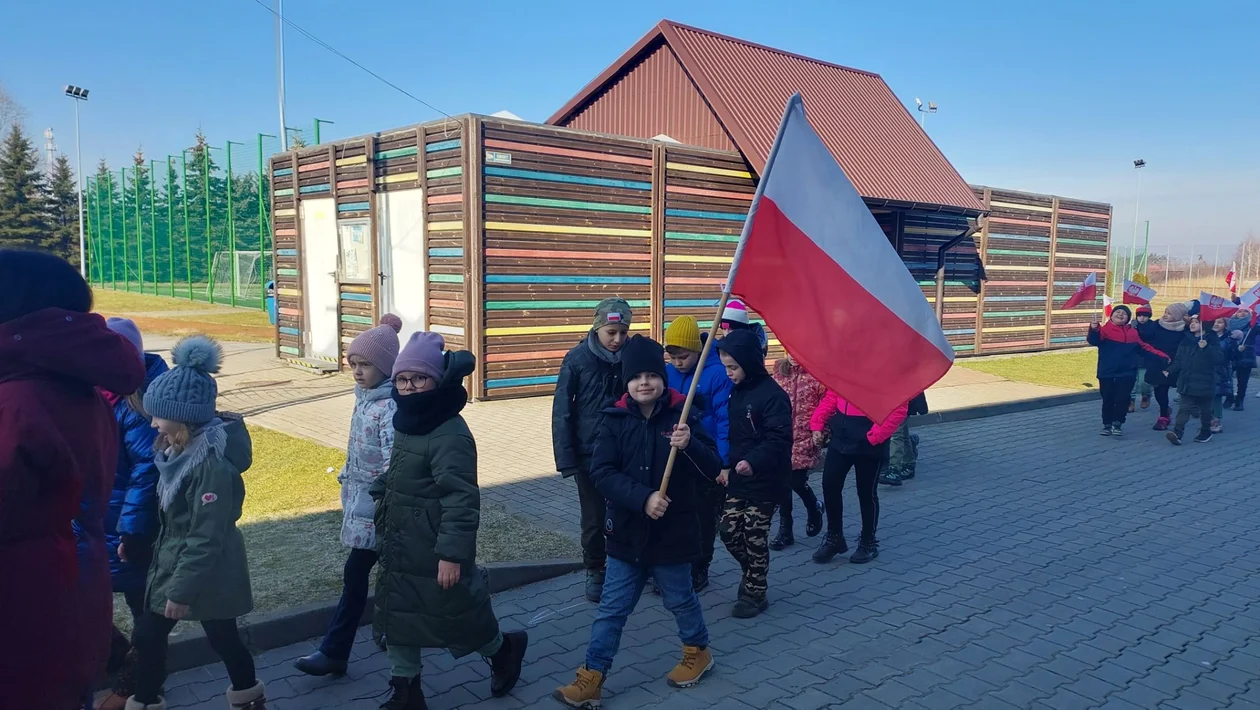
[208,250,264,305]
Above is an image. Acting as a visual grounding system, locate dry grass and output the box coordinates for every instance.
[93,288,274,343]
[113,425,579,634]
[958,350,1099,390]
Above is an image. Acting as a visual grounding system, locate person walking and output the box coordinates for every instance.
[295,315,402,677]
[769,354,826,548]
[1129,304,1156,411]
[1165,317,1223,445]
[128,335,264,710]
[1087,305,1169,437]
[1139,303,1190,430]
[552,298,632,602]
[879,392,928,486]
[809,391,907,565]
[372,332,528,709]
[1210,317,1238,434]
[1227,308,1255,409]
[0,250,145,710]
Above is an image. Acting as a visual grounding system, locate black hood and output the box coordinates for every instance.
[717,329,768,383]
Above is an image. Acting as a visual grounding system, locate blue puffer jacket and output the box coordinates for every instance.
[666,334,732,466]
[104,353,168,593]
[1216,330,1239,397]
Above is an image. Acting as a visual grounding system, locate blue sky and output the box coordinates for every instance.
[4,0,1256,248]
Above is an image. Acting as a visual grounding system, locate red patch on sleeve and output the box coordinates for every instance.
[201,492,218,504]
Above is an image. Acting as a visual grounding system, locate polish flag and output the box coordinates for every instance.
[1121,279,1157,305]
[725,94,952,421]
[1062,271,1098,309]
[1226,263,1238,294]
[1199,291,1241,323]
[1103,295,1113,319]
[1240,282,1260,310]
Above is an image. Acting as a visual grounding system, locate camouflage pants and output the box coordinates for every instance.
[720,498,775,602]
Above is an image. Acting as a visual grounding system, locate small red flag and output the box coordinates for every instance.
[1063,272,1098,309]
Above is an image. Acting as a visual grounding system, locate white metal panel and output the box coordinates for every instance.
[376,188,426,343]
[300,198,340,360]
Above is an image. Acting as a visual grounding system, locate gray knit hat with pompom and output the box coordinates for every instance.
[143,335,223,425]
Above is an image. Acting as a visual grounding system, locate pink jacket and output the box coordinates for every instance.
[809,390,908,446]
[772,362,828,470]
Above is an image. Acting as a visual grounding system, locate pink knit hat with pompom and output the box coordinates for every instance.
[347,314,403,376]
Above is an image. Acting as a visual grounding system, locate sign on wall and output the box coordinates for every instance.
[338,219,372,283]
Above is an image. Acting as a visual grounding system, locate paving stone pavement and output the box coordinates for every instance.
[162,398,1260,709]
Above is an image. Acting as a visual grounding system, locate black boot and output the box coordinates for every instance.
[488,631,528,697]
[811,532,848,563]
[850,537,879,564]
[381,675,427,710]
[294,650,348,676]
[584,568,605,603]
[805,500,825,537]
[769,518,794,551]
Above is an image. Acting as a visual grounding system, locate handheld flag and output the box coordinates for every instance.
[1241,282,1260,310]
[725,94,952,422]
[1063,272,1098,310]
[1199,291,1240,323]
[1103,295,1113,319]
[1226,263,1239,294]
[1121,279,1157,305]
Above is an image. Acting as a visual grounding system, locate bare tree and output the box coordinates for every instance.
[0,82,25,136]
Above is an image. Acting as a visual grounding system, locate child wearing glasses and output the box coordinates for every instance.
[294,315,402,677]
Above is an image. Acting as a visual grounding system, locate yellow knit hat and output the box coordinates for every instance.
[664,316,702,352]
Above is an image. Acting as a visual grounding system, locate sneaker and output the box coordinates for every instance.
[1194,432,1213,443]
[805,500,825,537]
[849,539,880,564]
[1233,402,1245,411]
[1153,416,1170,431]
[488,630,528,697]
[666,645,714,688]
[1128,399,1136,413]
[900,464,916,481]
[811,532,848,563]
[1167,431,1182,445]
[731,595,768,619]
[554,666,604,709]
[878,468,903,486]
[1210,418,1223,434]
[294,650,348,677]
[584,568,605,603]
[769,526,794,551]
[1100,425,1113,436]
[691,565,710,593]
[1111,423,1123,437]
[1141,395,1151,409]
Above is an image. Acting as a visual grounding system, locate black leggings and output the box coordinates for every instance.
[1237,368,1253,401]
[132,612,255,703]
[822,452,881,542]
[1098,375,1137,425]
[779,468,819,527]
[1154,383,1172,417]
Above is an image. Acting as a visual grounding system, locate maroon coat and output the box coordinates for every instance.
[0,308,145,709]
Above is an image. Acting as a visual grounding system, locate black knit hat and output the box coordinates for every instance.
[716,329,769,380]
[620,334,667,384]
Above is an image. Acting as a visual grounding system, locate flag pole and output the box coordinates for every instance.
[659,93,800,497]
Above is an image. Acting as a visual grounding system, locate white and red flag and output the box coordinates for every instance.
[1199,291,1240,323]
[1062,272,1099,310]
[724,94,952,421]
[1121,279,1157,305]
[1226,263,1239,294]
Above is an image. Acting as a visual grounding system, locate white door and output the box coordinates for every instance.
[301,198,340,360]
[377,188,427,343]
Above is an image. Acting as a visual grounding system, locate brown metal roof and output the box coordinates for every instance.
[549,20,984,214]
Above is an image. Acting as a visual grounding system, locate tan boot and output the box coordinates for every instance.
[666,645,713,688]
[553,666,604,708]
[94,691,129,710]
[124,697,165,710]
[225,681,266,710]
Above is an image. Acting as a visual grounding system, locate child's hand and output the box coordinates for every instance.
[735,460,753,476]
[717,469,730,486]
[1199,340,1207,349]
[117,541,129,563]
[812,431,824,446]
[669,423,691,450]
[1091,313,1100,327]
[437,560,461,589]
[644,491,670,519]
[164,600,190,620]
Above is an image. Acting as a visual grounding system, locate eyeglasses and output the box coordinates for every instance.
[393,374,431,390]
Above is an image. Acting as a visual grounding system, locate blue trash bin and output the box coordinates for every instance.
[265,281,277,325]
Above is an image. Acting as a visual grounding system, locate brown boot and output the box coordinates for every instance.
[225,681,266,710]
[124,698,165,710]
[553,666,604,708]
[665,645,714,688]
[95,691,129,710]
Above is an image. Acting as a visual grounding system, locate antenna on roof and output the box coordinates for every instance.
[916,98,938,130]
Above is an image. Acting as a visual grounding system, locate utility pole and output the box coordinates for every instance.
[275,0,289,150]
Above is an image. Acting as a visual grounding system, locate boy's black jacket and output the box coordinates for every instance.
[1167,330,1224,398]
[726,375,792,503]
[589,389,723,567]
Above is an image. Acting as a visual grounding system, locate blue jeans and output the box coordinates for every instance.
[319,547,378,660]
[584,558,708,674]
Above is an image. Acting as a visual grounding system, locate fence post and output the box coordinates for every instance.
[107,173,116,289]
[204,146,213,304]
[225,141,238,307]
[120,168,130,292]
[166,158,175,297]
[182,152,192,301]
[257,133,270,311]
[1164,244,1170,296]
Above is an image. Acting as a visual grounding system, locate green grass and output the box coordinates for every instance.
[958,350,1099,390]
[93,288,235,314]
[93,287,275,343]
[113,425,579,634]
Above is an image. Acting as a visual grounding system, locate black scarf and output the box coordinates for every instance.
[392,383,468,435]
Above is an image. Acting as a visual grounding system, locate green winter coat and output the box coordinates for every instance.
[145,415,254,621]
[1167,331,1223,399]
[371,381,499,656]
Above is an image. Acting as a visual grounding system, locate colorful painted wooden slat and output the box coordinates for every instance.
[428,221,464,233]
[983,310,1046,318]
[299,184,331,194]
[1050,336,1088,344]
[483,138,653,167]
[374,147,418,160]
[665,162,753,179]
[983,281,1040,287]
[340,293,372,302]
[986,249,1050,257]
[430,324,465,336]
[989,200,1054,213]
[981,339,1044,348]
[429,247,464,257]
[276,248,298,256]
[952,345,976,352]
[663,298,721,307]
[1055,223,1109,233]
[487,299,652,310]
[983,325,1046,334]
[277,287,301,297]
[335,155,368,167]
[426,166,463,179]
[665,184,753,201]
[664,231,739,242]
[1054,237,1106,247]
[1055,267,1105,274]
[280,345,301,355]
[1053,252,1108,260]
[274,208,296,217]
[341,314,373,325]
[666,276,726,285]
[1057,207,1108,218]
[485,193,651,215]
[984,295,1046,302]
[663,254,732,264]
[429,274,465,283]
[1051,322,1094,328]
[484,221,651,238]
[665,208,745,222]
[376,172,419,185]
[275,228,296,237]
[278,307,302,316]
[277,268,298,277]
[986,232,1051,243]
[942,328,977,336]
[430,299,463,310]
[274,188,294,197]
[486,275,651,285]
[984,265,1049,272]
[338,202,370,212]
[915,280,980,287]
[273,168,294,177]
[486,374,561,389]
[425,139,461,153]
[904,226,967,237]
[486,247,649,262]
[486,322,650,337]
[942,312,977,320]
[279,327,301,336]
[426,194,461,205]
[922,296,979,303]
[484,166,651,191]
[485,350,572,363]
[986,216,1046,226]
[298,161,330,173]
[338,179,370,190]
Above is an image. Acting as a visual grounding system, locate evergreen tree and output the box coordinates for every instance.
[45,154,80,262]
[0,124,49,250]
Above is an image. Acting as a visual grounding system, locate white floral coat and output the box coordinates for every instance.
[339,381,396,549]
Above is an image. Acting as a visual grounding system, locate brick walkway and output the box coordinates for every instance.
[160,398,1260,709]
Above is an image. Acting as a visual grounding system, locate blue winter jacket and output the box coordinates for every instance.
[666,334,732,466]
[103,353,168,593]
